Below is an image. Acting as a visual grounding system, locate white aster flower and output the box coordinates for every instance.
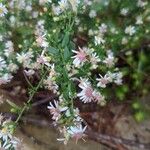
[58,0,68,11]
[120,8,129,16]
[39,0,52,5]
[103,50,115,67]
[87,49,101,69]
[89,10,97,18]
[137,0,148,7]
[32,11,39,18]
[52,5,62,15]
[72,47,87,67]
[9,15,16,27]
[16,51,33,67]
[125,25,136,36]
[67,124,87,143]
[8,63,19,73]
[0,118,21,150]
[0,35,3,41]
[90,53,101,69]
[68,0,80,12]
[4,41,14,57]
[10,137,22,150]
[121,37,128,45]
[47,100,68,121]
[88,29,94,36]
[136,16,143,25]
[0,128,12,142]
[99,23,107,34]
[83,0,92,6]
[37,50,51,66]
[0,57,7,71]
[0,3,8,17]
[77,78,95,103]
[96,73,112,88]
[94,34,105,45]
[92,91,105,104]
[44,77,58,93]
[0,74,13,85]
[36,34,48,48]
[49,64,57,78]
[112,72,123,85]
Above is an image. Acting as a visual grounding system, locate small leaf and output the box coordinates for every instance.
[69,41,76,49]
[132,102,140,110]
[48,47,59,55]
[62,32,70,47]
[64,46,70,61]
[7,100,21,114]
[135,111,145,122]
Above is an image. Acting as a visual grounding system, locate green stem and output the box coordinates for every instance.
[15,70,47,124]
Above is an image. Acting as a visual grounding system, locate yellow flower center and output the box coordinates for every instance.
[1,128,7,134]
[0,8,3,14]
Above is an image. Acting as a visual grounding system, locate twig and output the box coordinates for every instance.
[32,95,57,107]
[2,112,51,127]
[86,130,150,150]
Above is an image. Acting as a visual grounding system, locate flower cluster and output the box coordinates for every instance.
[0,114,21,150]
[0,0,149,146]
[48,97,87,144]
[52,0,80,15]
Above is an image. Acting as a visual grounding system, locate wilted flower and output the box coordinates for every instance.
[44,77,59,93]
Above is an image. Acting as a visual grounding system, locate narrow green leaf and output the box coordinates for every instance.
[62,32,70,47]
[7,100,21,114]
[64,46,70,61]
